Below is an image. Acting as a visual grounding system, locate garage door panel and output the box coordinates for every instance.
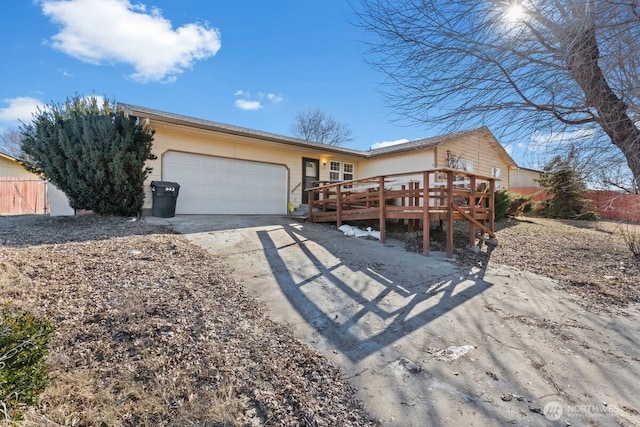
[163,152,287,214]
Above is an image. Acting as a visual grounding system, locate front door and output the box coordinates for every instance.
[302,157,319,204]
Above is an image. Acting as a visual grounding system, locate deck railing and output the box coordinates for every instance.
[306,168,497,258]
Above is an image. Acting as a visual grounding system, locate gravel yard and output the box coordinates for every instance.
[1,214,638,426]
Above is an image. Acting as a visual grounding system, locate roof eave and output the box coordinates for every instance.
[119,103,368,158]
[0,151,19,162]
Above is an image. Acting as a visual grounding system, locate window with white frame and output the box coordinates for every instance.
[447,151,473,172]
[343,163,354,181]
[448,155,473,172]
[329,161,355,181]
[446,154,474,189]
[329,161,341,181]
[491,167,502,188]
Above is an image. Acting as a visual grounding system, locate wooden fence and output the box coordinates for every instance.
[0,178,49,215]
[586,191,640,222]
[510,187,640,223]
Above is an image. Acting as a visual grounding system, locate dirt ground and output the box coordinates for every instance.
[1,214,639,426]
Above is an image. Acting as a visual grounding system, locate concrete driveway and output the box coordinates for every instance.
[166,215,640,427]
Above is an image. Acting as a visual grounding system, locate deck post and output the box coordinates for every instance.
[336,183,342,228]
[378,176,386,244]
[489,178,495,235]
[308,190,312,220]
[423,171,430,256]
[407,183,415,232]
[446,170,454,258]
[322,188,327,212]
[401,184,406,208]
[469,175,476,247]
[413,181,420,230]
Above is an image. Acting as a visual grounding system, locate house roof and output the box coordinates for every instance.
[366,127,517,168]
[0,151,19,162]
[119,103,517,166]
[119,103,367,158]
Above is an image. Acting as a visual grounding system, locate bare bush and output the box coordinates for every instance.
[621,223,640,261]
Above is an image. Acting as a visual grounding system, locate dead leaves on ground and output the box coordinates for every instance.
[0,216,376,426]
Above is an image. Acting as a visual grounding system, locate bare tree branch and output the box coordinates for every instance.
[291,109,354,146]
[0,129,24,158]
[357,0,640,191]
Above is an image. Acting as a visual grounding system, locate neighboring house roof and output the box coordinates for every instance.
[119,103,517,166]
[0,151,19,162]
[366,127,518,168]
[0,150,40,180]
[515,166,544,173]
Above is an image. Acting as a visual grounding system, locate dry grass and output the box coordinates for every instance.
[398,215,640,312]
[461,217,640,312]
[621,222,640,260]
[0,215,377,426]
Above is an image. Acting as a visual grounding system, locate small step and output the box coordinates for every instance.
[288,204,309,217]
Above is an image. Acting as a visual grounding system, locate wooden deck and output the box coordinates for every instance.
[306,168,497,258]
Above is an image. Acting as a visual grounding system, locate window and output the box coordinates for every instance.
[447,154,474,189]
[447,155,473,172]
[329,161,355,181]
[343,163,354,181]
[330,161,341,181]
[491,167,502,188]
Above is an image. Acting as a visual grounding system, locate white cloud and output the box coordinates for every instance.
[525,128,597,153]
[0,97,44,124]
[40,0,221,83]
[233,90,282,110]
[530,128,596,145]
[267,93,283,104]
[370,138,409,150]
[234,99,262,111]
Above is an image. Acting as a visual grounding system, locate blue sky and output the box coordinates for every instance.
[0,0,524,162]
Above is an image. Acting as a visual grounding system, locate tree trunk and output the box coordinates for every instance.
[567,26,640,192]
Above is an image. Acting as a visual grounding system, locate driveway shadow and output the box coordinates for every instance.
[254,221,493,363]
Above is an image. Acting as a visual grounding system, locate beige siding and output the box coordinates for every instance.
[360,150,435,178]
[0,156,38,179]
[145,121,363,209]
[436,133,512,188]
[143,118,515,212]
[510,169,542,187]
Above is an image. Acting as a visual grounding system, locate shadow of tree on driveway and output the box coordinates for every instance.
[256,223,493,363]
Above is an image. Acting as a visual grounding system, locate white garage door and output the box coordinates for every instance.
[163,152,288,214]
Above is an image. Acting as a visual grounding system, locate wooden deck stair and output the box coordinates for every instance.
[306,168,497,258]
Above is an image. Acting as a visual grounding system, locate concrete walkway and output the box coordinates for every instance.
[164,215,640,427]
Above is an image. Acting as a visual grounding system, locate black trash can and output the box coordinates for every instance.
[150,181,180,218]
